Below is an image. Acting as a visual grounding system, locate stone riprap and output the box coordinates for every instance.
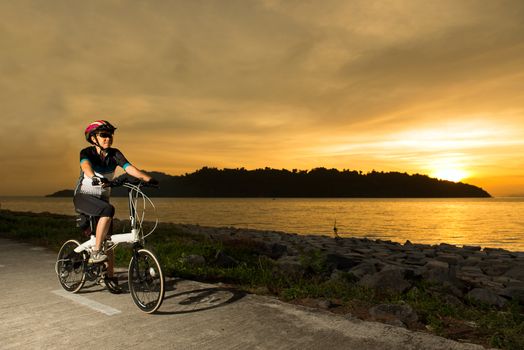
[173,223,524,309]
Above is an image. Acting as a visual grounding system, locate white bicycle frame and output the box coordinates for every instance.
[74,182,158,254]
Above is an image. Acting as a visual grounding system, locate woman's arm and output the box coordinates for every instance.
[125,165,153,182]
[80,160,96,178]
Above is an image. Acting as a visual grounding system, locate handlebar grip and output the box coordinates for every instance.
[105,176,160,189]
[92,177,109,186]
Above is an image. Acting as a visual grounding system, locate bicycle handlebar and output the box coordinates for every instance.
[109,177,159,189]
[92,176,159,189]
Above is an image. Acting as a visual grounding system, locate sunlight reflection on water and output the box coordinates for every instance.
[1,197,523,251]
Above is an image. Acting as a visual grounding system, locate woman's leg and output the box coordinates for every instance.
[74,194,114,263]
[95,216,112,251]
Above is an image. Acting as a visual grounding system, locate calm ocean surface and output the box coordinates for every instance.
[1,197,524,251]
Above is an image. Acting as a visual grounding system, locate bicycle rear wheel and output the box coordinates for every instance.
[128,249,165,313]
[56,240,86,293]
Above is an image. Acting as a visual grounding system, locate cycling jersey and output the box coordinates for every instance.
[74,146,131,198]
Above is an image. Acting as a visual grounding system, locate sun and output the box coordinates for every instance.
[432,168,468,182]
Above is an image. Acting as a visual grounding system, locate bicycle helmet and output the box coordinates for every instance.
[84,120,117,144]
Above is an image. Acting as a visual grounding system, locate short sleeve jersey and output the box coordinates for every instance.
[74,146,131,198]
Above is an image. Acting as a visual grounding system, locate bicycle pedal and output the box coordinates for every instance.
[104,277,123,294]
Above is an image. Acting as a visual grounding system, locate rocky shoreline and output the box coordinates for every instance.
[174,223,524,312]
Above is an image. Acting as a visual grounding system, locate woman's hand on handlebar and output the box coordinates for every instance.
[91,176,109,187]
[147,178,159,186]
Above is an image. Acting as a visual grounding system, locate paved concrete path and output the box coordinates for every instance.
[0,238,488,350]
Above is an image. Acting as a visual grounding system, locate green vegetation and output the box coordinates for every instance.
[0,210,80,251]
[2,209,522,349]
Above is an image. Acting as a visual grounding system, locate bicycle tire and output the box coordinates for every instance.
[56,240,87,293]
[128,249,165,313]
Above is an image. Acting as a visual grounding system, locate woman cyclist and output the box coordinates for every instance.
[73,120,157,283]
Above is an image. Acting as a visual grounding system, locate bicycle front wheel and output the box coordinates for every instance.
[56,240,86,293]
[128,249,165,313]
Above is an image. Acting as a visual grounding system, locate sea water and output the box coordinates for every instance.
[1,197,523,251]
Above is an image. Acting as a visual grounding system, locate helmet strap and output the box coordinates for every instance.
[91,134,110,153]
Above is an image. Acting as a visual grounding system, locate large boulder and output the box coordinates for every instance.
[462,245,482,251]
[467,288,507,308]
[275,256,305,278]
[325,253,363,271]
[181,254,206,267]
[358,267,412,294]
[435,253,463,265]
[499,287,524,304]
[214,251,239,268]
[480,261,511,277]
[504,266,524,281]
[266,242,288,259]
[421,260,452,283]
[369,303,418,327]
[347,262,378,279]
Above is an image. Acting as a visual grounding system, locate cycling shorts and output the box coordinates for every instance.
[73,193,115,218]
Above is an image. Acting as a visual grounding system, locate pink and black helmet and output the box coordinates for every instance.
[84,120,116,143]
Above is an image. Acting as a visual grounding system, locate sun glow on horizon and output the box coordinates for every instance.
[431,167,469,182]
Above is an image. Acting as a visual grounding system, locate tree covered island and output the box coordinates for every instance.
[48,167,491,198]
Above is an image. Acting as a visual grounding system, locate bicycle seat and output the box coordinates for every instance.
[75,210,114,238]
[75,210,98,236]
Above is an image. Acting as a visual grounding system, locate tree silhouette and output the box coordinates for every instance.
[48,167,491,198]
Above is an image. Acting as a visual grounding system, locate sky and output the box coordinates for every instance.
[1,0,523,196]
